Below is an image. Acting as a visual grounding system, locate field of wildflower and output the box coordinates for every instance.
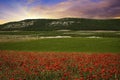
[0,51,120,80]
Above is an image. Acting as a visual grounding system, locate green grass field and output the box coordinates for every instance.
[0,31,120,38]
[0,38,120,53]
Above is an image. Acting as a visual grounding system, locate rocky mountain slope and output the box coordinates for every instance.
[0,18,120,31]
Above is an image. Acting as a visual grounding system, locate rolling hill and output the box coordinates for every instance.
[0,18,120,31]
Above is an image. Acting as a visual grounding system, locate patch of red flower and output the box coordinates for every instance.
[0,51,120,80]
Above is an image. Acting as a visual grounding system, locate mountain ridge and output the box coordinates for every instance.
[0,18,120,31]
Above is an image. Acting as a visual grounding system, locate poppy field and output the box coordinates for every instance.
[0,51,120,80]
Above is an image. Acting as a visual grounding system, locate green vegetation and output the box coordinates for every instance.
[0,28,120,53]
[0,31,120,38]
[0,18,120,31]
[0,38,120,53]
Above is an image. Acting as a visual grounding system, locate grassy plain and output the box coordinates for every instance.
[0,31,120,53]
[0,37,120,53]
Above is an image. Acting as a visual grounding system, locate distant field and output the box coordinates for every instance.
[0,38,120,53]
[0,31,120,42]
[0,31,120,38]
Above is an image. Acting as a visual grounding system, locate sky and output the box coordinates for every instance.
[0,0,120,24]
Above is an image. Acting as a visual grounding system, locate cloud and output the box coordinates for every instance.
[0,0,120,24]
[26,0,35,4]
[31,0,120,19]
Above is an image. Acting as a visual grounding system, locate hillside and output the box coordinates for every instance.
[0,18,120,31]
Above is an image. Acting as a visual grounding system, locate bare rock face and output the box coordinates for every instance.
[2,21,34,29]
[49,21,75,26]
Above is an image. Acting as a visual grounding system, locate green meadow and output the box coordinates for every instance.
[0,38,120,53]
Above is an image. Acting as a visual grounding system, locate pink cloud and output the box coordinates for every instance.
[31,0,120,19]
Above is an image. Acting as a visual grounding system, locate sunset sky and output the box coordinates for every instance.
[0,0,120,24]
